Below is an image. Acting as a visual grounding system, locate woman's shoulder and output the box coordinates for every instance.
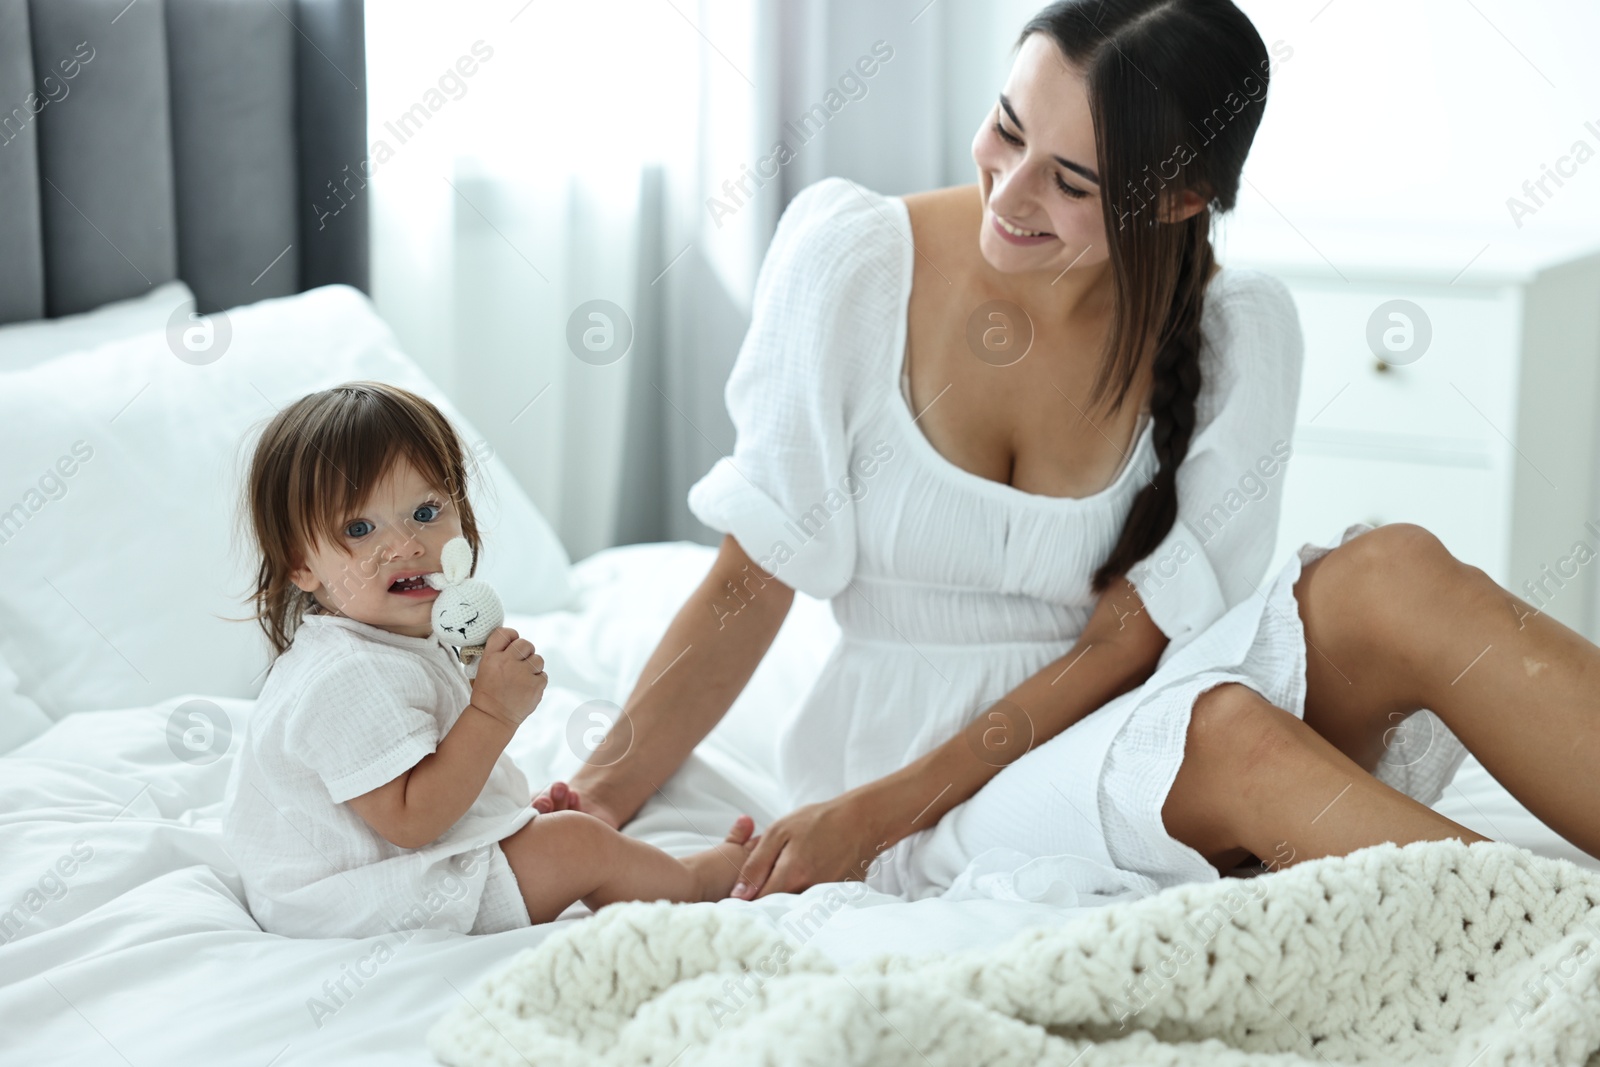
[900,184,980,261]
[781,175,906,233]
[1199,265,1305,401]
[1203,266,1303,358]
[766,177,912,291]
[1205,265,1299,328]
[740,178,914,400]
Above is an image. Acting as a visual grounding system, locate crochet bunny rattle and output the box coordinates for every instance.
[425,536,503,679]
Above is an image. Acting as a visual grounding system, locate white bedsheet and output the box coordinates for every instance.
[2,541,1592,1066]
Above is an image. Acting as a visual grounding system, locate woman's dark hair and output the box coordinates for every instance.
[226,380,485,660]
[1015,0,1272,594]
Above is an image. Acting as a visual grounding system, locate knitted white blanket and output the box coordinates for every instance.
[428,840,1600,1066]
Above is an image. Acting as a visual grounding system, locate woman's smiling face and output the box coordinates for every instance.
[971,32,1108,277]
[288,457,462,638]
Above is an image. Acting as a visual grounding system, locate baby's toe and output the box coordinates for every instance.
[724,814,755,845]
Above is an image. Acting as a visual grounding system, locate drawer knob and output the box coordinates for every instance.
[1373,357,1390,374]
[1366,299,1432,367]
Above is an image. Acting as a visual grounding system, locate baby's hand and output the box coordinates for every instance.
[468,627,547,729]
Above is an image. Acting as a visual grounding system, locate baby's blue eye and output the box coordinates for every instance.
[343,501,442,539]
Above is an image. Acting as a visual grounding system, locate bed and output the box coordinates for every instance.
[2,2,1597,1064]
[2,532,1596,1065]
[3,533,1594,1065]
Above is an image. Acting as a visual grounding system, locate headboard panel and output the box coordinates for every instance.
[0,0,367,324]
[1,0,52,323]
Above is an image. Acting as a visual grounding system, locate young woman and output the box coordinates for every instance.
[536,0,1600,902]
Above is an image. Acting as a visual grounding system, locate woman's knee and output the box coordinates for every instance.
[1341,521,1455,575]
[1308,522,1497,682]
[1318,523,1477,624]
[1163,682,1304,858]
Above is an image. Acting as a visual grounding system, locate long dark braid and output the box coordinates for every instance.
[1092,213,1212,592]
[1015,0,1271,595]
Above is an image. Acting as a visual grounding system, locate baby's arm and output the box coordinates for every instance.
[499,811,757,924]
[347,705,520,849]
[348,628,546,850]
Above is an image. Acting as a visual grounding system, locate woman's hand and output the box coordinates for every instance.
[532,780,623,831]
[731,793,892,900]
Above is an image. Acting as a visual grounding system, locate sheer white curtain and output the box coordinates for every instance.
[364,0,947,561]
[365,0,752,561]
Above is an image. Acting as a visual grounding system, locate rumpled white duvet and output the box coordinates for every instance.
[3,542,1596,1066]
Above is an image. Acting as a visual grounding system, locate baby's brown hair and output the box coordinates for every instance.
[232,381,484,659]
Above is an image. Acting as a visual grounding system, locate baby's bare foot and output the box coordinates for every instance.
[684,815,757,901]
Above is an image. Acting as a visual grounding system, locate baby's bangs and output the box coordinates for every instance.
[289,386,468,552]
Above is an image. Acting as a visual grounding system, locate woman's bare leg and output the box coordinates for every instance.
[1162,681,1490,875]
[1293,522,1600,860]
[499,811,756,924]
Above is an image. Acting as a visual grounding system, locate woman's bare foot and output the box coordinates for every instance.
[683,815,758,901]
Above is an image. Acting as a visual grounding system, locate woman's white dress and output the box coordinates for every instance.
[686,177,1470,904]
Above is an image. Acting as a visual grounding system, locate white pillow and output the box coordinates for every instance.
[0,652,53,755]
[0,280,195,371]
[0,284,573,719]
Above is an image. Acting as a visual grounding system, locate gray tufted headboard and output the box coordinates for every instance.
[0,0,368,324]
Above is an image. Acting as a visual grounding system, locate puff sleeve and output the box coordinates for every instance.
[687,177,897,600]
[285,652,441,804]
[1126,270,1305,664]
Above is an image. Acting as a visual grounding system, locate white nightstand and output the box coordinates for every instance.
[1218,220,1600,640]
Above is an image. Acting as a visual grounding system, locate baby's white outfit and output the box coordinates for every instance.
[687,176,1470,905]
[221,610,535,938]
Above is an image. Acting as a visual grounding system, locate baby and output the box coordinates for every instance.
[220,379,757,939]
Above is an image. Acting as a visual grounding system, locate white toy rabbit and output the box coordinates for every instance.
[425,536,504,678]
